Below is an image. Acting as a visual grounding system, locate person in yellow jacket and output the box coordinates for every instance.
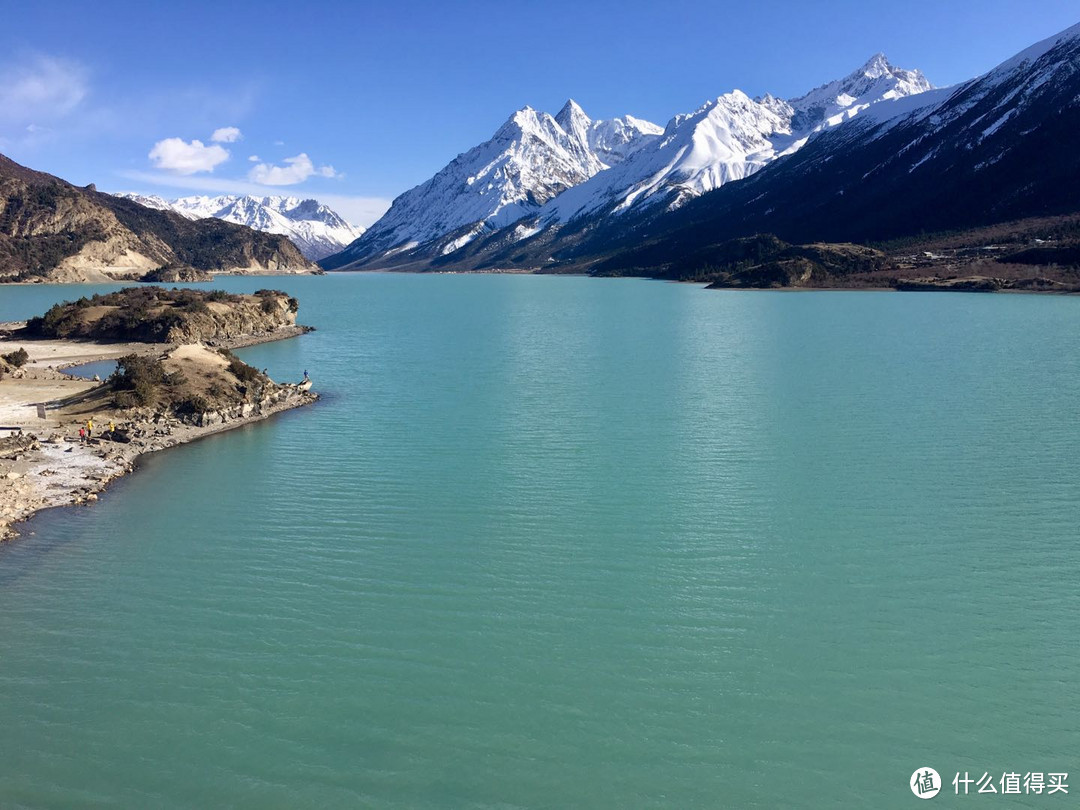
[86,418,94,440]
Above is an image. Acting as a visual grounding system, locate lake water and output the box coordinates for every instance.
[65,359,119,380]
[1,275,1078,808]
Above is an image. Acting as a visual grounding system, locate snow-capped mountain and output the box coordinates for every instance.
[322,101,661,269]
[539,21,1080,275]
[111,194,364,261]
[540,54,931,224]
[327,55,930,270]
[787,53,932,132]
[115,193,176,212]
[703,18,1080,242]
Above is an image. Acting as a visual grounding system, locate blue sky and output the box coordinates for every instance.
[1,0,1077,225]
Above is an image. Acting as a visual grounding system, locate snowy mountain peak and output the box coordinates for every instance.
[326,100,662,267]
[556,99,590,126]
[587,114,664,168]
[111,193,363,261]
[497,106,541,137]
[555,99,593,147]
[789,55,933,133]
[543,89,799,224]
[861,52,892,75]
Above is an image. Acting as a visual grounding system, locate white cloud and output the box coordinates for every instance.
[211,126,242,143]
[114,169,392,227]
[148,137,229,174]
[273,140,285,146]
[248,153,338,185]
[248,154,260,162]
[0,55,88,128]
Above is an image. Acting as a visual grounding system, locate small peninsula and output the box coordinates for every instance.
[0,287,317,541]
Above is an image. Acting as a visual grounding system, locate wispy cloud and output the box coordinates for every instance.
[248,153,338,185]
[0,55,87,127]
[113,169,391,226]
[0,54,88,150]
[211,126,242,143]
[148,137,229,174]
[0,51,262,154]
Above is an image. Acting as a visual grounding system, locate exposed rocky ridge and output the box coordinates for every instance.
[0,154,318,282]
[139,265,214,283]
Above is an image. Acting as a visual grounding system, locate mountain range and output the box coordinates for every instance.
[549,19,1080,281]
[324,53,932,270]
[112,194,364,261]
[323,22,1080,290]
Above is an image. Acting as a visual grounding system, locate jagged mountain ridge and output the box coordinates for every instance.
[582,19,1080,275]
[0,155,317,283]
[539,54,931,226]
[112,193,364,261]
[437,21,1080,279]
[324,54,930,270]
[321,100,662,269]
[341,22,1080,279]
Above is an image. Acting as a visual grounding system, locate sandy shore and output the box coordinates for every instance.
[0,330,316,542]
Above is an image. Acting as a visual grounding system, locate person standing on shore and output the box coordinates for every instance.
[78,427,85,444]
[86,418,93,440]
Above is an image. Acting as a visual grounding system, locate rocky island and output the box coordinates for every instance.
[0,287,317,540]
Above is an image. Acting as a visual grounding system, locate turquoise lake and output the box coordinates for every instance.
[1,274,1078,808]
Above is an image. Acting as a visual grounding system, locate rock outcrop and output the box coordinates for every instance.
[22,287,304,344]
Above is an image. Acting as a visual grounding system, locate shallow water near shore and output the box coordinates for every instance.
[1,274,1079,808]
[64,359,119,380]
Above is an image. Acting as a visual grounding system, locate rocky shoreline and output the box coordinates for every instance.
[1,388,315,542]
[0,324,317,542]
